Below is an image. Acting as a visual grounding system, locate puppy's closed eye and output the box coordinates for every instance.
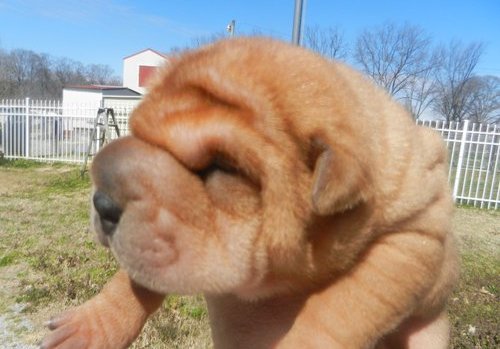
[193,153,262,214]
[195,154,239,180]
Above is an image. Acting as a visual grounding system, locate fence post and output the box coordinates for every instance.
[452,120,469,200]
[25,97,30,158]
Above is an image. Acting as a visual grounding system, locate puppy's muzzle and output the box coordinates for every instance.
[93,191,123,236]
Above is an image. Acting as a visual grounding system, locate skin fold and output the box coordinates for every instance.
[41,37,458,349]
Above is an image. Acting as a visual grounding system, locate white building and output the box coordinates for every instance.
[62,85,142,110]
[123,49,169,94]
[61,48,168,121]
[62,84,142,120]
[61,85,142,137]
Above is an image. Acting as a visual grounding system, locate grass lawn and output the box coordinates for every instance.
[0,160,498,348]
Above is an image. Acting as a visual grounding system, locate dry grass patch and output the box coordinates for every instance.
[449,207,499,348]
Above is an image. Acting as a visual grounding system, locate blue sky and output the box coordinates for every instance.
[0,0,499,78]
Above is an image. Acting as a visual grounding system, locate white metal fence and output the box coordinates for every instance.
[0,98,132,164]
[1,99,498,209]
[418,120,499,209]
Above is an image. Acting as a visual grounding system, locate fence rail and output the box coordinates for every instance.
[0,98,131,164]
[417,120,499,209]
[1,99,498,209]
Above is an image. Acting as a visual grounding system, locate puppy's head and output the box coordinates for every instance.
[91,135,267,296]
[90,38,372,298]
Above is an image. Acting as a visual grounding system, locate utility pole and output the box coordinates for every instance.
[292,0,304,45]
[227,19,236,37]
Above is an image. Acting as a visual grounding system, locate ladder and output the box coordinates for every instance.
[80,108,121,177]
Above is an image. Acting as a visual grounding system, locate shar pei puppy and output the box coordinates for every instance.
[42,37,458,349]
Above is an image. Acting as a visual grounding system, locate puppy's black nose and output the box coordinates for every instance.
[93,191,122,235]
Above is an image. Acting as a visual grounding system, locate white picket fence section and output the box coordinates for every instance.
[1,99,498,209]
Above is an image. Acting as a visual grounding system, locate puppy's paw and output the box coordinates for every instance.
[40,302,128,349]
[41,307,92,349]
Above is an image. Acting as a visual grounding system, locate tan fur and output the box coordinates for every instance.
[42,37,458,349]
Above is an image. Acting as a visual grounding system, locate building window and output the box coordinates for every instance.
[139,66,158,87]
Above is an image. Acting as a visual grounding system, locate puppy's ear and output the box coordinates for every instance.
[311,139,371,215]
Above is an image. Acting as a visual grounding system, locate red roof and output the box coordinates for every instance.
[123,48,169,60]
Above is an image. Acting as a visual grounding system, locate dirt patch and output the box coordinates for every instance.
[0,306,38,349]
[0,265,41,348]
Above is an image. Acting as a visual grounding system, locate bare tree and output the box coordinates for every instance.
[0,48,14,96]
[401,49,442,119]
[403,75,436,120]
[86,64,120,85]
[2,49,57,98]
[354,22,434,97]
[304,25,348,60]
[0,47,121,99]
[432,41,484,122]
[34,53,57,98]
[7,49,42,96]
[8,49,31,93]
[52,58,87,88]
[464,75,500,124]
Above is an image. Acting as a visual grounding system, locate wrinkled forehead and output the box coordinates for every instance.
[90,136,194,199]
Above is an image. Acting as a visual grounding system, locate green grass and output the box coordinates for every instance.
[0,164,115,311]
[0,163,498,348]
[448,250,499,348]
[448,207,499,348]
[165,295,208,320]
[0,251,19,267]
[0,162,211,347]
[0,158,48,168]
